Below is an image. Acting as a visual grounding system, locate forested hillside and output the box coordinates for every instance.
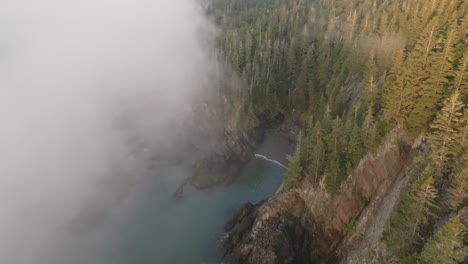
[209,0,467,262]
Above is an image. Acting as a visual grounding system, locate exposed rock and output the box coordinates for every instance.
[222,192,320,264]
[190,112,288,189]
[338,160,412,263]
[222,197,314,264]
[173,177,190,199]
[273,121,300,143]
[224,202,256,232]
[191,128,263,188]
[221,128,414,264]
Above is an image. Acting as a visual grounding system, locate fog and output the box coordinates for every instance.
[0,1,217,263]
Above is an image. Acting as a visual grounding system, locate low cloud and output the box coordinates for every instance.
[0,1,217,263]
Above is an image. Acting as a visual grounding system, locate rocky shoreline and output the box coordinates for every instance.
[172,126,262,198]
[190,127,263,188]
[189,113,288,189]
[220,129,414,264]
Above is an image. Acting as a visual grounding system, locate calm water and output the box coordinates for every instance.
[60,132,291,264]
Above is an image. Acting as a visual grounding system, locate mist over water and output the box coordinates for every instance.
[0,1,219,263]
[99,150,287,264]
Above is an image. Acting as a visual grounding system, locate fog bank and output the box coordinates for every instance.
[0,1,217,263]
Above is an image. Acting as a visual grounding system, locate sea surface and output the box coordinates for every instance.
[60,132,292,264]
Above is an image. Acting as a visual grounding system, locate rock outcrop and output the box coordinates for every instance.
[190,109,287,189]
[222,129,414,263]
[191,127,263,188]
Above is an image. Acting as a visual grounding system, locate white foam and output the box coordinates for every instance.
[254,154,287,169]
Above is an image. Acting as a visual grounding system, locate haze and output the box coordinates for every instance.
[0,1,216,263]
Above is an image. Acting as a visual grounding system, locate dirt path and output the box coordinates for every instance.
[339,170,410,263]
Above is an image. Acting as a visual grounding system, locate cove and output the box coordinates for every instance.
[66,132,292,264]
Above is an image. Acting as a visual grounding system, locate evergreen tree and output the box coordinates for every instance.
[324,158,342,194]
[283,132,303,190]
[404,18,442,135]
[346,124,365,173]
[362,104,376,147]
[453,108,468,165]
[407,46,451,133]
[302,121,325,181]
[324,116,346,193]
[445,168,468,210]
[428,90,465,175]
[328,116,345,157]
[410,176,439,237]
[294,45,315,110]
[454,53,467,99]
[286,38,298,95]
[383,164,439,258]
[382,48,409,124]
[418,216,467,264]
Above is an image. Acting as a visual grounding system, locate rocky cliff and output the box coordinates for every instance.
[191,127,263,188]
[190,111,285,189]
[222,129,414,263]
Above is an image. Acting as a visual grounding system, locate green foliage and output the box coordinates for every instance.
[383,48,409,124]
[383,160,439,259]
[283,132,303,191]
[418,216,467,264]
[324,158,344,194]
[454,54,468,100]
[301,121,325,181]
[212,0,468,194]
[211,0,467,262]
[428,90,466,176]
[445,168,468,210]
[344,218,356,234]
[345,125,364,173]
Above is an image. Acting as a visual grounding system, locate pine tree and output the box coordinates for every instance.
[346,124,365,173]
[404,18,443,135]
[454,53,467,99]
[302,121,325,181]
[283,132,303,191]
[406,44,451,134]
[315,40,331,88]
[428,90,465,175]
[294,45,315,110]
[362,74,377,107]
[324,116,346,193]
[286,38,298,89]
[362,104,376,147]
[324,158,342,194]
[301,118,315,165]
[445,168,468,210]
[401,18,441,133]
[409,176,438,237]
[453,108,468,164]
[418,216,467,264]
[382,47,406,124]
[383,165,439,258]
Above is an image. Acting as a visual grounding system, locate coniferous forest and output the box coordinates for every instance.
[208,0,467,262]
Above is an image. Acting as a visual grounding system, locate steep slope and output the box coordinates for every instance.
[209,0,467,262]
[222,129,414,263]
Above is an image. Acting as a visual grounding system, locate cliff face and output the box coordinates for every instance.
[190,112,284,189]
[191,127,262,188]
[222,129,414,263]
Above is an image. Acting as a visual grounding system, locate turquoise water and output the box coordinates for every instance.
[108,158,285,264]
[60,132,291,264]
